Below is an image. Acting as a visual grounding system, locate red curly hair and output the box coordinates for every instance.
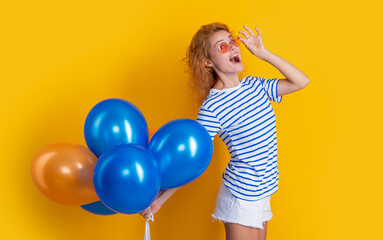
[184,22,239,107]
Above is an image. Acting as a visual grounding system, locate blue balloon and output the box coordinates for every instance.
[148,119,213,189]
[80,201,117,215]
[93,143,161,214]
[84,98,149,157]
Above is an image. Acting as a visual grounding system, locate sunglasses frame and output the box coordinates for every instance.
[216,37,241,53]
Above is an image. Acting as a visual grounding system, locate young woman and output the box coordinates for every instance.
[141,22,310,240]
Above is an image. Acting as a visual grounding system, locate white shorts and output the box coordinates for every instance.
[211,182,273,229]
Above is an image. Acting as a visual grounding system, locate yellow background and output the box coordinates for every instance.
[1,0,382,239]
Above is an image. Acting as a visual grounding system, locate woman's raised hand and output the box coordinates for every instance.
[238,26,268,60]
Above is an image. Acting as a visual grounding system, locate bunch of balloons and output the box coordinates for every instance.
[31,98,213,216]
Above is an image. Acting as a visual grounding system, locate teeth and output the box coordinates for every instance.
[231,54,238,59]
[230,53,239,62]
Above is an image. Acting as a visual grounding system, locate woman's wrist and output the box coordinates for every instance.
[154,187,179,206]
[259,48,273,61]
[156,190,165,199]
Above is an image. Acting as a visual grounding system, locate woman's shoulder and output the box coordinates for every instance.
[241,75,260,85]
[199,94,215,109]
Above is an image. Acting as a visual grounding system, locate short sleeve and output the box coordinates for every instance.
[196,106,221,142]
[257,77,282,103]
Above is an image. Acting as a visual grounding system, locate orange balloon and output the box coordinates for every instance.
[31,142,99,205]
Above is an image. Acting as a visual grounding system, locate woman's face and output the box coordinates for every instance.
[206,30,244,76]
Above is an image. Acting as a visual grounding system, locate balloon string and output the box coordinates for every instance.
[144,212,154,240]
[148,212,154,222]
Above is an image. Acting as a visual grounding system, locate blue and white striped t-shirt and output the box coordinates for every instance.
[196,76,282,201]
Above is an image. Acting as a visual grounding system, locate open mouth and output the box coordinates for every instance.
[229,53,241,63]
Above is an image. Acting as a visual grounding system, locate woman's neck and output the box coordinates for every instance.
[213,73,240,90]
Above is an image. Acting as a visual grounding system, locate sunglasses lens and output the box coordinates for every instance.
[217,38,240,53]
[218,43,229,53]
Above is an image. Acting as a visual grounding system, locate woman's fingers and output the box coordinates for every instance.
[141,211,149,219]
[254,26,261,37]
[244,25,256,36]
[140,207,151,218]
[143,207,153,218]
[139,209,147,216]
[238,36,249,47]
[239,30,250,39]
[241,26,261,38]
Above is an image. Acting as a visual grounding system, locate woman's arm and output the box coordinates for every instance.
[261,48,310,95]
[238,25,310,95]
[140,187,180,219]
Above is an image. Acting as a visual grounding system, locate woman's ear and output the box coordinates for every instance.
[205,59,213,68]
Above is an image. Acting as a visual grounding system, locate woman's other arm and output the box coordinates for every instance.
[139,187,180,219]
